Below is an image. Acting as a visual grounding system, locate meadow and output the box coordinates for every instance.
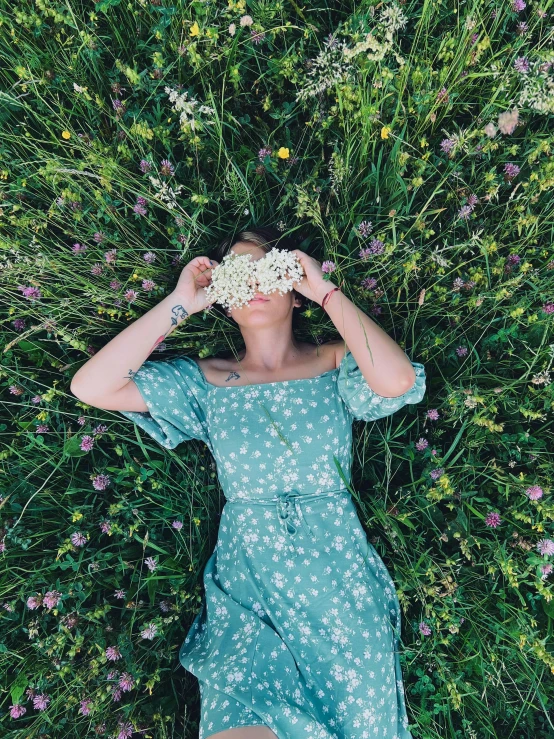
[1,0,554,737]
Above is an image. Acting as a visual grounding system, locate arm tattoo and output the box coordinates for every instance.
[170,304,189,327]
[146,304,190,354]
[124,368,137,380]
[149,334,166,354]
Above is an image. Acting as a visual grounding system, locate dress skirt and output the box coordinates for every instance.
[179,489,413,739]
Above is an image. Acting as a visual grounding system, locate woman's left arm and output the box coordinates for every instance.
[318,284,416,398]
[293,250,417,398]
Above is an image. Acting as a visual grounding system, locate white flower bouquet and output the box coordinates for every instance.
[204,248,305,310]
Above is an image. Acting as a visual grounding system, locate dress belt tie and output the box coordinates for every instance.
[227,488,350,546]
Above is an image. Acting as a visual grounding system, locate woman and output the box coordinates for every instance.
[70,226,426,739]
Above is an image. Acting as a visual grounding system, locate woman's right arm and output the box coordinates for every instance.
[69,255,217,412]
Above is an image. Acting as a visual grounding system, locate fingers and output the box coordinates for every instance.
[193,255,219,268]
[186,256,219,276]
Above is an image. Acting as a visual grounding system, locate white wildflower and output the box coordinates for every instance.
[148,176,184,210]
[204,249,304,310]
[296,40,356,102]
[531,370,551,386]
[328,151,351,192]
[164,86,216,132]
[518,54,554,115]
[497,107,519,135]
[343,2,407,66]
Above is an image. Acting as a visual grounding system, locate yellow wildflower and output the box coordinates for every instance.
[381,126,391,139]
[61,130,71,140]
[190,21,200,36]
[277,147,290,159]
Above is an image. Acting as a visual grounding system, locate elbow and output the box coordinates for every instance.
[403,365,417,391]
[70,376,93,404]
[70,377,85,401]
[377,369,417,399]
[391,368,417,397]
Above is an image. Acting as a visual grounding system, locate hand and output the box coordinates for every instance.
[172,256,220,314]
[290,249,338,305]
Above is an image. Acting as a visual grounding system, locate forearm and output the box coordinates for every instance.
[316,283,416,397]
[70,291,194,400]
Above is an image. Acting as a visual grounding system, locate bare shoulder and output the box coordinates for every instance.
[192,355,231,372]
[190,354,236,385]
[188,355,214,375]
[190,342,339,385]
[320,339,347,369]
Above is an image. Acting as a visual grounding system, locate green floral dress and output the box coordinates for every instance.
[121,349,426,739]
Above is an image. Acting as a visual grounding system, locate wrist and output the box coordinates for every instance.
[315,281,339,307]
[167,291,196,317]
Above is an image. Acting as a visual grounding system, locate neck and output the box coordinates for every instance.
[237,325,303,371]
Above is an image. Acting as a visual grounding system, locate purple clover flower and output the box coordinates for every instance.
[105,645,122,661]
[258,147,272,161]
[80,436,94,453]
[537,538,554,556]
[504,162,520,181]
[514,57,530,73]
[357,220,373,237]
[17,285,42,300]
[71,532,87,547]
[525,485,543,500]
[485,511,502,527]
[92,474,110,491]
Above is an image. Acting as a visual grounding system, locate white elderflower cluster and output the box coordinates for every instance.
[205,249,305,310]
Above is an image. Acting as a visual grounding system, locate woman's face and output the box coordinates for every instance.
[224,242,302,326]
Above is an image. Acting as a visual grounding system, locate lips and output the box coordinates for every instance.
[250,296,269,303]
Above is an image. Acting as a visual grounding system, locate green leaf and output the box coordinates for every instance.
[162,557,182,571]
[95,0,122,12]
[398,515,416,530]
[63,435,88,458]
[11,673,28,705]
[147,577,158,605]
[133,534,170,555]
[543,598,554,619]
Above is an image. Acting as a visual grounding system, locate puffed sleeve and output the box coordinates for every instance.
[119,355,212,451]
[337,350,426,422]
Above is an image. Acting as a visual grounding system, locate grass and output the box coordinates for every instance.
[1,0,554,737]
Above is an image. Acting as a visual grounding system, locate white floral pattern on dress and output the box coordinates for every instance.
[120,350,426,738]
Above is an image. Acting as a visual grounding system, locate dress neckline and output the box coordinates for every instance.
[188,357,340,390]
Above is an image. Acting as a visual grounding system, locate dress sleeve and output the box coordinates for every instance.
[119,355,212,451]
[337,350,426,422]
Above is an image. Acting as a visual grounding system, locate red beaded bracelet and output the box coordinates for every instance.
[321,281,344,312]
